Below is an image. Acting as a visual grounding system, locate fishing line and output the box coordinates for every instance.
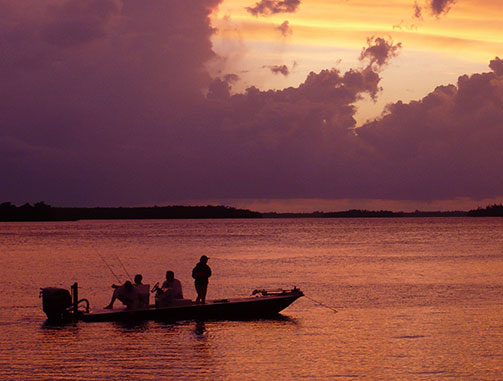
[304,295,338,313]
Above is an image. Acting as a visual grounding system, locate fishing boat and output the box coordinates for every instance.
[40,283,304,323]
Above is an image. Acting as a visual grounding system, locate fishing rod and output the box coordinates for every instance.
[112,252,132,281]
[95,249,122,283]
[303,294,338,313]
[96,234,132,282]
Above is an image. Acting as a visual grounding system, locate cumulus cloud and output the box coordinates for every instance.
[42,0,121,48]
[0,0,221,204]
[414,0,456,18]
[246,0,300,17]
[430,0,456,16]
[356,59,503,200]
[207,74,240,99]
[0,3,400,206]
[264,64,290,76]
[277,20,292,36]
[3,0,503,207]
[360,36,402,71]
[413,2,423,19]
[489,57,503,76]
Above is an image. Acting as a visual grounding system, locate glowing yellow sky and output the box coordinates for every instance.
[210,0,503,122]
[213,0,502,56]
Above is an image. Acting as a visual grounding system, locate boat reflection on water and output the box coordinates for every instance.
[112,319,150,333]
[194,321,206,336]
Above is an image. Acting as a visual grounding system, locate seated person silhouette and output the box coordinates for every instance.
[154,271,183,307]
[132,274,150,308]
[104,280,142,310]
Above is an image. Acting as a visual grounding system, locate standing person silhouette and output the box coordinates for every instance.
[192,255,211,303]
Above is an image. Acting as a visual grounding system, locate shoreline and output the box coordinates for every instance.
[1,202,502,221]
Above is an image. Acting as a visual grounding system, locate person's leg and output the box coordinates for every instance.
[200,284,208,303]
[195,283,204,303]
[104,289,119,309]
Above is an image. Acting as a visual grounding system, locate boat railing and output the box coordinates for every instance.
[251,287,301,296]
[70,298,90,314]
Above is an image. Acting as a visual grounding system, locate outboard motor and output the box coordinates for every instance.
[40,287,72,322]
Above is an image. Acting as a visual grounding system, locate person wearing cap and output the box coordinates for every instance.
[192,255,212,303]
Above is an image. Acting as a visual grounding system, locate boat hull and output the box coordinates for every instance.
[81,291,303,323]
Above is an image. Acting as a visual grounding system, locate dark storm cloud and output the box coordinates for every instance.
[200,55,503,202]
[0,13,399,205]
[42,0,121,48]
[246,0,300,17]
[356,60,503,200]
[193,37,400,200]
[2,0,503,207]
[0,0,221,205]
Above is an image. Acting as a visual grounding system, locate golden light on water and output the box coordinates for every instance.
[2,219,503,379]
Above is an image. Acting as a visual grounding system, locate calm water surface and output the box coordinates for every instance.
[1,218,502,379]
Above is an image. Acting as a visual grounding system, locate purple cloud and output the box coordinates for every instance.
[489,57,503,76]
[42,0,121,48]
[1,9,400,205]
[413,2,423,19]
[264,64,290,76]
[356,60,503,200]
[360,36,402,71]
[277,20,292,36]
[246,0,300,17]
[2,0,503,208]
[207,74,240,99]
[430,0,456,16]
[413,0,456,19]
[0,0,221,205]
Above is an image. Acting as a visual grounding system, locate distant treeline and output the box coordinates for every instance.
[466,204,503,217]
[263,210,467,218]
[0,202,261,221]
[1,202,502,222]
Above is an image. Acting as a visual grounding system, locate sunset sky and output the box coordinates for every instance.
[1,0,502,212]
